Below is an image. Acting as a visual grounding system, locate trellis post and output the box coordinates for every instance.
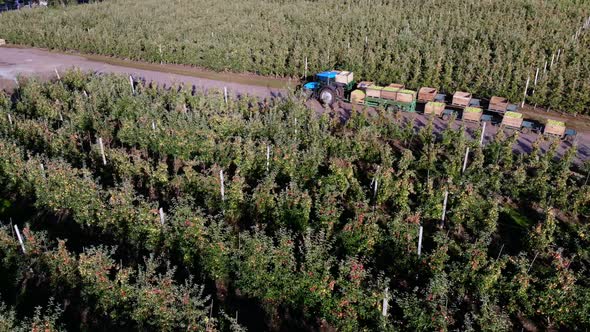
[527,252,539,273]
[129,75,135,94]
[417,225,423,257]
[480,122,486,146]
[54,68,61,81]
[14,225,26,253]
[534,68,539,86]
[98,137,107,165]
[7,113,12,126]
[224,87,228,104]
[266,144,270,172]
[462,147,470,174]
[382,287,389,317]
[521,76,530,108]
[159,207,165,225]
[543,61,548,74]
[220,170,225,201]
[441,190,449,226]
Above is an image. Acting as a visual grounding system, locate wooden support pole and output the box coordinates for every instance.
[373,177,378,200]
[496,243,505,260]
[224,87,228,104]
[550,53,555,69]
[151,121,156,131]
[441,190,449,226]
[521,76,530,108]
[417,225,423,257]
[7,113,12,126]
[533,67,539,86]
[304,57,308,78]
[54,68,60,81]
[220,170,225,201]
[159,207,165,225]
[266,144,270,172]
[462,147,470,174]
[382,287,389,317]
[98,137,107,166]
[543,61,548,74]
[480,122,486,146]
[14,225,26,254]
[527,252,539,273]
[129,75,135,94]
[556,49,561,63]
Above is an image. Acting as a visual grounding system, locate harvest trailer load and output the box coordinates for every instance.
[354,83,417,113]
[303,70,577,141]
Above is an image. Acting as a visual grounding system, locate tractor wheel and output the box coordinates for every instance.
[318,86,337,106]
[442,113,450,121]
[565,134,575,142]
[521,127,530,134]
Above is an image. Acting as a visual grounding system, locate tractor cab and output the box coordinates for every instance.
[303,71,338,90]
[303,70,355,106]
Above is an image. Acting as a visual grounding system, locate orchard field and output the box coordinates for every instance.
[1,0,590,114]
[0,71,588,331]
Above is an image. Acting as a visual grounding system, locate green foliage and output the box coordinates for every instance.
[0,72,587,331]
[1,0,589,113]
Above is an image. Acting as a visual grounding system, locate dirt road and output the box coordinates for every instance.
[1,46,588,164]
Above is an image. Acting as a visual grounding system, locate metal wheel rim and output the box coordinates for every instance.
[320,90,333,105]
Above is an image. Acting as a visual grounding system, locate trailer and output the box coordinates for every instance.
[357,84,417,112]
[364,96,417,113]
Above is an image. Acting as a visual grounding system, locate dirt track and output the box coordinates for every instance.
[1,46,589,164]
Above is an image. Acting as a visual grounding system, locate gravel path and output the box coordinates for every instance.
[1,46,588,164]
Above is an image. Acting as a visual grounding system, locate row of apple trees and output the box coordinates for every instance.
[0,71,588,331]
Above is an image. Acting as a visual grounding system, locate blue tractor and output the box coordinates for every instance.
[303,70,356,106]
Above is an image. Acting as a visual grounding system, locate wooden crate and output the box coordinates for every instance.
[396,89,416,103]
[350,90,366,105]
[336,71,354,84]
[543,119,566,136]
[462,107,482,122]
[388,83,405,90]
[381,86,399,100]
[365,86,383,98]
[489,96,509,112]
[501,111,523,128]
[424,102,445,116]
[418,87,438,102]
[452,91,472,107]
